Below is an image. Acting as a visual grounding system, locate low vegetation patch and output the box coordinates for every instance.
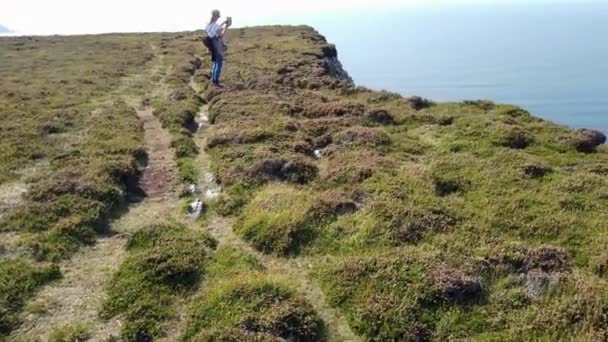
[0,101,145,261]
[101,223,216,341]
[182,275,324,341]
[0,259,61,336]
[315,251,484,341]
[48,322,91,342]
[152,37,205,184]
[234,184,320,256]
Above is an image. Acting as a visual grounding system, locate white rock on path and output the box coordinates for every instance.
[188,199,204,218]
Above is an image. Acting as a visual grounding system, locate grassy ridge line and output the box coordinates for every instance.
[151,33,206,186]
[0,34,154,184]
[181,246,325,341]
[0,34,158,337]
[0,100,146,336]
[101,223,216,340]
[0,100,145,260]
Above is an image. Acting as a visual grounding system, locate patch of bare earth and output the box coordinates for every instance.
[0,181,27,221]
[0,181,28,259]
[11,105,179,341]
[136,107,179,200]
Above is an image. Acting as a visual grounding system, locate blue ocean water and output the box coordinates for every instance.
[288,3,608,133]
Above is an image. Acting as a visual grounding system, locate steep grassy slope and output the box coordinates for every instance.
[1,25,607,341]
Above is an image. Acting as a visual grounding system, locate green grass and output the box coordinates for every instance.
[0,33,160,337]
[101,223,216,341]
[195,26,608,339]
[234,184,319,256]
[182,274,324,341]
[182,244,324,341]
[0,259,61,335]
[48,322,91,342]
[206,246,263,278]
[0,100,145,261]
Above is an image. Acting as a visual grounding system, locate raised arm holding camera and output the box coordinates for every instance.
[206,9,231,87]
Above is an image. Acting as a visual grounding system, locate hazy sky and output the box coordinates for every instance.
[0,0,587,35]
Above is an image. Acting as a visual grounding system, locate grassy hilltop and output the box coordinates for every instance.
[1,25,608,341]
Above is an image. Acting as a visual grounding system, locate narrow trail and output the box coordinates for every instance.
[11,109,179,341]
[0,178,33,259]
[11,46,180,341]
[192,105,361,342]
[136,106,179,200]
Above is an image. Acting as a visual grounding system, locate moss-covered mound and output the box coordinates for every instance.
[1,101,145,261]
[0,259,61,335]
[101,223,216,340]
[234,185,320,256]
[316,245,608,340]
[183,275,323,341]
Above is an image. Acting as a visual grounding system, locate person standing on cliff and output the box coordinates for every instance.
[206,10,230,86]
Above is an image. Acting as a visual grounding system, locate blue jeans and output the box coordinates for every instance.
[211,55,223,83]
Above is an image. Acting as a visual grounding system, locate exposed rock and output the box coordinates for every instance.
[187,199,205,218]
[314,146,337,159]
[572,129,606,153]
[189,184,201,194]
[321,44,352,83]
[520,270,561,301]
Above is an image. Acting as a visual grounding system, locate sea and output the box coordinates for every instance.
[284,2,608,133]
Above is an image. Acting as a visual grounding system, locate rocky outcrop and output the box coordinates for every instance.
[321,44,352,83]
